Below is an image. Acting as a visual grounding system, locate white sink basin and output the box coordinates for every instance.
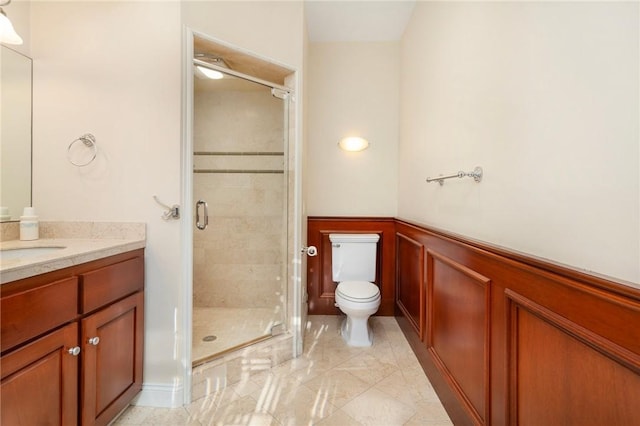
[1,246,66,261]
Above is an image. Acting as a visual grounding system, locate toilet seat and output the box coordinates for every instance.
[336,281,380,303]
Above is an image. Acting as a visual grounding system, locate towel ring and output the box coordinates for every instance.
[67,133,98,167]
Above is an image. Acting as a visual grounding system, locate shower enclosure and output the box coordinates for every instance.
[191,49,291,366]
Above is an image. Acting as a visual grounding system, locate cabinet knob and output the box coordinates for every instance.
[68,346,81,356]
[87,336,100,346]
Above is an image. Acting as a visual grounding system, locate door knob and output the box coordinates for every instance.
[67,346,81,356]
[87,336,100,346]
[301,246,317,256]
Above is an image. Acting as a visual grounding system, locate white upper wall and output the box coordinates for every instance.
[306,41,399,217]
[399,2,639,284]
[305,1,415,42]
[29,0,305,407]
[30,0,184,395]
[182,1,304,70]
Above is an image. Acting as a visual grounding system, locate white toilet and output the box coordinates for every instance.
[330,233,381,347]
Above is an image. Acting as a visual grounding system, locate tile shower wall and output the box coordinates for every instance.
[193,88,286,311]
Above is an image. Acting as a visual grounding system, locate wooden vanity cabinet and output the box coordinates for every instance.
[79,254,144,426]
[80,292,144,425]
[1,322,79,426]
[0,249,144,426]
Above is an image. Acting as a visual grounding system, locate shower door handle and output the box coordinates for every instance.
[196,200,209,230]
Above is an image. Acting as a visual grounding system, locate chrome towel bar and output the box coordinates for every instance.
[426,166,483,186]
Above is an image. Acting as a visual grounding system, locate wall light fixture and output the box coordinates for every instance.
[0,0,22,45]
[338,136,369,152]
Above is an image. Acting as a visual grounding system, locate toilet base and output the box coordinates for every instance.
[340,315,373,347]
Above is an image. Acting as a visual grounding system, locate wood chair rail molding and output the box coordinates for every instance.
[307,217,639,314]
[307,216,640,425]
[395,218,640,300]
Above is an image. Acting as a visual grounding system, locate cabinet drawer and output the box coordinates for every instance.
[81,256,144,313]
[1,277,78,353]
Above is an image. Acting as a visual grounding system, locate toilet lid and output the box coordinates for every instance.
[337,281,380,302]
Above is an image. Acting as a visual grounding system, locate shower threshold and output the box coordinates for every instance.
[192,306,283,367]
[193,334,273,367]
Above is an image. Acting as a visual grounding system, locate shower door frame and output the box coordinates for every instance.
[181,28,305,405]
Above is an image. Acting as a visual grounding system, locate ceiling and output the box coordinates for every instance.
[305,1,416,42]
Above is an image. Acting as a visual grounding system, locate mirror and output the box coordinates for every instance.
[0,45,32,222]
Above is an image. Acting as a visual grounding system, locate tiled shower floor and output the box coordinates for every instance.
[193,307,282,364]
[113,315,453,425]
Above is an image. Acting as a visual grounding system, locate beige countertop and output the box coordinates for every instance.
[0,238,146,284]
[0,221,146,285]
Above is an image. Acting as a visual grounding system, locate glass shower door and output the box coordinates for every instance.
[191,70,288,365]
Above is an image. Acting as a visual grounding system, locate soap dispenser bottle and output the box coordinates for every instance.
[20,207,39,241]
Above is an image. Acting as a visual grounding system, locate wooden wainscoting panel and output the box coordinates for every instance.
[311,218,640,425]
[507,289,640,425]
[395,232,424,338]
[319,231,338,300]
[393,219,640,426]
[427,249,491,425]
[307,218,396,315]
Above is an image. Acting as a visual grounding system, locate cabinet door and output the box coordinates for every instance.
[1,322,79,426]
[81,292,144,426]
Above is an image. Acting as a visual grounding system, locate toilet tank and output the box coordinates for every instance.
[330,234,380,282]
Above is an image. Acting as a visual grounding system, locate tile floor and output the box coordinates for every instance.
[112,315,452,426]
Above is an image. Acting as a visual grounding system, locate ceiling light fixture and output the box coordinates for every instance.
[338,136,369,152]
[194,53,228,80]
[196,65,224,80]
[0,0,22,45]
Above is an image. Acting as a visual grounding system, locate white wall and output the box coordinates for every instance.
[399,2,639,284]
[181,1,304,70]
[29,0,305,407]
[307,42,399,217]
[31,1,184,404]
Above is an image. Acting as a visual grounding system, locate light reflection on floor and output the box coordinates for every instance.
[113,315,452,426]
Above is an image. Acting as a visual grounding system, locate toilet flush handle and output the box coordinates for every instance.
[301,246,317,256]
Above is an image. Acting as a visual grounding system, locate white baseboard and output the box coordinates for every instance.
[132,382,184,408]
